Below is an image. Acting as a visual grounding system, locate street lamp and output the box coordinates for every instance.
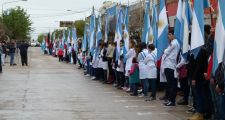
[2,0,28,16]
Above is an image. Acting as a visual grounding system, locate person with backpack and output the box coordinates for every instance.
[144,44,157,101]
[129,57,140,96]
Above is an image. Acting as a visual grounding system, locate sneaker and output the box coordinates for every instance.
[186,107,196,114]
[138,93,145,98]
[126,88,130,92]
[187,112,203,120]
[85,74,90,77]
[146,97,156,101]
[91,77,96,80]
[163,102,176,107]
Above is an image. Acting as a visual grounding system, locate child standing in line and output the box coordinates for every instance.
[129,57,140,96]
[58,47,64,62]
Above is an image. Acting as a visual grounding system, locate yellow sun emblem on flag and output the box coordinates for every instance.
[124,32,127,39]
[149,35,154,43]
[158,20,164,28]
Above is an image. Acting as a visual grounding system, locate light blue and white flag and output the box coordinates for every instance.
[190,0,210,58]
[67,29,71,44]
[96,16,102,48]
[114,7,123,61]
[157,0,169,60]
[104,15,108,43]
[152,4,158,46]
[174,0,183,43]
[72,28,77,43]
[142,0,150,44]
[213,0,225,74]
[124,5,129,56]
[180,0,192,59]
[89,7,96,53]
[82,25,87,52]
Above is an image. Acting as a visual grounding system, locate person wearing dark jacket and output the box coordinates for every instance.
[189,47,213,120]
[18,41,29,66]
[9,40,17,66]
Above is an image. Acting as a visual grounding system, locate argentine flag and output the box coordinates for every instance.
[72,28,77,43]
[152,4,158,46]
[213,0,225,74]
[89,10,95,53]
[180,0,192,57]
[157,0,169,60]
[104,15,108,43]
[96,16,102,47]
[82,25,87,52]
[124,5,129,55]
[142,0,150,44]
[174,0,183,43]
[114,7,123,61]
[67,29,71,44]
[190,0,210,58]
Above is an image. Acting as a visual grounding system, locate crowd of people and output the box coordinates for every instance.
[44,26,224,120]
[0,40,29,73]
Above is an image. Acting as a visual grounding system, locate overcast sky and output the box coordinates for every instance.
[0,0,137,40]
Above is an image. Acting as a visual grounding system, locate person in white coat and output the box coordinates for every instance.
[125,40,136,77]
[163,31,180,107]
[137,42,149,97]
[144,44,157,101]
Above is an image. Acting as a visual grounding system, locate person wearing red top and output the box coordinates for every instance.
[58,48,64,62]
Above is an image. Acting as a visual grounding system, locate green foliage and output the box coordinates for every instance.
[74,20,85,37]
[37,34,45,43]
[3,6,32,42]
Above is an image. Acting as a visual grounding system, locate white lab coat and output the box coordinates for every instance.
[138,49,149,79]
[98,48,108,70]
[144,49,157,79]
[163,39,180,70]
[160,54,167,82]
[125,48,136,76]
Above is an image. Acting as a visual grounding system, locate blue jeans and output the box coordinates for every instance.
[130,83,138,95]
[142,79,149,96]
[149,78,157,98]
[10,53,15,65]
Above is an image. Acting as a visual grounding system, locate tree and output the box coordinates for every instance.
[74,20,85,37]
[3,6,32,42]
[37,34,45,44]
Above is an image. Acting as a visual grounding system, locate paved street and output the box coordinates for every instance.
[0,48,191,120]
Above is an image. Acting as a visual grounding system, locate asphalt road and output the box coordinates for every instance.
[0,47,191,120]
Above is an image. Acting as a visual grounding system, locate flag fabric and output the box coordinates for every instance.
[152,4,158,46]
[212,0,225,75]
[96,16,102,47]
[157,0,169,60]
[180,0,192,59]
[72,28,77,43]
[104,15,108,43]
[89,8,96,53]
[82,25,87,52]
[124,5,129,57]
[142,0,150,44]
[67,29,71,44]
[114,7,123,61]
[174,0,183,43]
[190,0,210,58]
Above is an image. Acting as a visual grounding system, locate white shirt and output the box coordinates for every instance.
[138,49,149,79]
[125,48,136,71]
[116,59,124,72]
[144,49,157,79]
[163,39,180,70]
